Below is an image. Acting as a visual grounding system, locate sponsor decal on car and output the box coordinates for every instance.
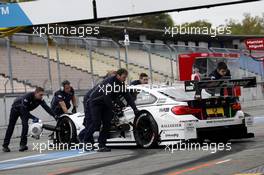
[165,133,179,138]
[245,117,254,127]
[161,123,182,128]
[180,120,199,123]
[206,119,235,123]
[184,122,195,132]
[159,107,169,112]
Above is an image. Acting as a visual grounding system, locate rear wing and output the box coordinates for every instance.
[184,77,257,98]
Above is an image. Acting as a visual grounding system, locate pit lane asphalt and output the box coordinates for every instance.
[0,112,264,175]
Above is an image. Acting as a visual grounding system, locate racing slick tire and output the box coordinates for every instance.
[133,112,159,148]
[56,116,78,145]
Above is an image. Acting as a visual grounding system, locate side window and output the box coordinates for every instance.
[135,90,156,105]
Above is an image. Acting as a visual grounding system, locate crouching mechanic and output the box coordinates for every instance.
[51,80,78,116]
[84,68,139,152]
[2,87,56,152]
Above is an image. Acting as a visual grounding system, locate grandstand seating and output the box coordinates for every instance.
[64,46,170,81]
[0,74,34,93]
[91,46,176,76]
[239,55,264,77]
[1,37,262,94]
[12,41,264,83]
[0,45,97,91]
[12,43,171,82]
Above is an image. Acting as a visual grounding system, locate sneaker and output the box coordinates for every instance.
[97,146,111,152]
[2,146,10,152]
[19,145,28,152]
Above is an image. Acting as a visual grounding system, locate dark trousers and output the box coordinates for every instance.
[3,107,29,147]
[79,103,94,143]
[84,102,114,147]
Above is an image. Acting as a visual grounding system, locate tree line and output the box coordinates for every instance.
[105,13,264,35]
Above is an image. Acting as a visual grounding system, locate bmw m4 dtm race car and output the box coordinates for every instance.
[29,51,257,148]
[29,77,256,148]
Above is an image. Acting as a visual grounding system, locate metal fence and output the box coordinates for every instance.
[118,41,175,84]
[0,33,263,93]
[0,34,264,94]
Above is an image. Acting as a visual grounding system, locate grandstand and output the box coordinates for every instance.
[0,74,34,93]
[0,43,98,91]
[0,30,263,93]
[11,41,172,83]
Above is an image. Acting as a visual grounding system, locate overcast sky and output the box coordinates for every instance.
[170,0,264,27]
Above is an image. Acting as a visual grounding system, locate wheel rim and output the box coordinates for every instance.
[136,116,155,146]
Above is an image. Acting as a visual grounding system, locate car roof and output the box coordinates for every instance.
[127,83,184,92]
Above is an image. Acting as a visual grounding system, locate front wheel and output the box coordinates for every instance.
[133,112,159,148]
[56,117,77,145]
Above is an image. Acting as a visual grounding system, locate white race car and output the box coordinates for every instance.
[30,77,256,148]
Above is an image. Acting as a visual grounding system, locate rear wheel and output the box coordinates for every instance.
[56,117,77,145]
[133,112,159,148]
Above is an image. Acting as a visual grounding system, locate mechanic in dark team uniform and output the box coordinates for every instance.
[51,80,77,116]
[130,73,149,85]
[130,73,149,101]
[83,71,117,110]
[2,87,55,152]
[79,71,117,142]
[84,68,139,152]
[209,62,232,96]
[209,62,231,80]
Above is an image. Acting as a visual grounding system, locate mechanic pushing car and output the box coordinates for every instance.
[83,68,140,152]
[130,73,149,85]
[79,70,117,143]
[83,71,117,110]
[51,80,78,116]
[2,87,56,152]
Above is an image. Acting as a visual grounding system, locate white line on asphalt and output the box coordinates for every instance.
[215,159,232,165]
[1,151,96,170]
[0,154,46,163]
